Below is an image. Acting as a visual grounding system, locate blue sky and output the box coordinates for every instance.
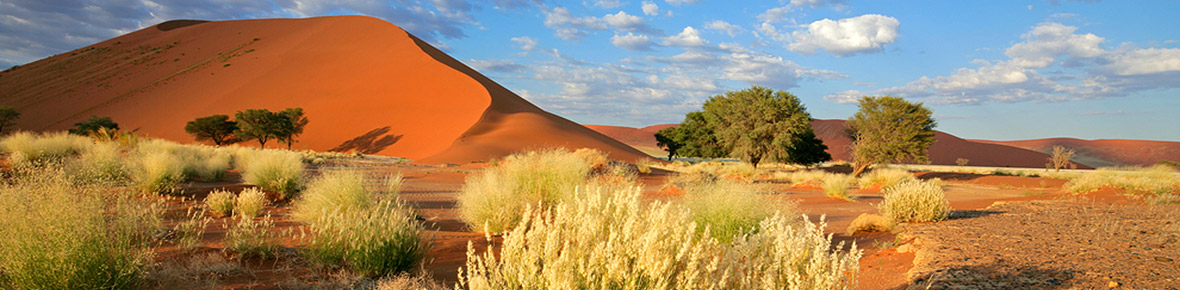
[1,0,1178,141]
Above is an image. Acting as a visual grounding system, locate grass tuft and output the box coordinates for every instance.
[205,189,236,218]
[457,148,593,233]
[239,150,305,199]
[682,179,788,242]
[878,180,950,223]
[235,187,268,218]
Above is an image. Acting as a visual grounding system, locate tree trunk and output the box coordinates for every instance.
[851,163,870,177]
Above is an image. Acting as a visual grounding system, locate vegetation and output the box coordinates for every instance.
[857,168,916,190]
[457,148,597,233]
[682,179,786,243]
[846,96,937,177]
[1046,145,1076,172]
[460,186,861,289]
[1,131,92,166]
[205,189,237,217]
[235,188,268,218]
[223,215,279,258]
[185,114,238,146]
[0,105,19,133]
[656,112,728,159]
[234,109,282,148]
[702,86,821,167]
[1064,165,1180,195]
[69,115,119,135]
[293,170,373,222]
[784,129,832,166]
[956,158,969,167]
[822,173,856,201]
[277,108,309,149]
[654,126,683,160]
[238,149,305,199]
[878,180,950,223]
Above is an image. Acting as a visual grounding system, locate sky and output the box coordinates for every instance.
[1,0,1179,141]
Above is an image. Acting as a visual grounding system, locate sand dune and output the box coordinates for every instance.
[590,119,1091,169]
[583,124,673,157]
[0,16,647,163]
[977,138,1180,168]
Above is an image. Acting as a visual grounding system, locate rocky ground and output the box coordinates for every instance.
[894,199,1180,289]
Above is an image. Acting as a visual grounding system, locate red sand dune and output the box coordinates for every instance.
[0,16,647,164]
[976,138,1180,168]
[583,124,673,157]
[590,119,1091,169]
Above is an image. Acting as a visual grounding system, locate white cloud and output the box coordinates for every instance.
[788,14,900,56]
[611,33,655,51]
[1105,48,1180,75]
[542,6,608,40]
[757,6,794,24]
[1005,22,1105,68]
[511,36,537,50]
[588,0,627,9]
[641,1,659,16]
[663,26,706,47]
[602,11,659,34]
[664,0,698,6]
[705,20,742,37]
[467,59,527,73]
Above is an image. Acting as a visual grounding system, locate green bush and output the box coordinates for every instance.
[0,169,162,289]
[457,148,594,233]
[878,180,950,223]
[293,170,373,222]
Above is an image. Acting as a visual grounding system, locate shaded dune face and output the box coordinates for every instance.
[0,16,648,164]
[977,138,1180,168]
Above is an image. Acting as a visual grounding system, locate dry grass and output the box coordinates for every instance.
[857,167,915,189]
[235,187,268,218]
[238,149,305,199]
[822,174,857,201]
[223,215,280,259]
[878,180,950,223]
[457,148,595,233]
[1,131,92,167]
[682,179,792,242]
[1064,165,1180,195]
[205,189,236,217]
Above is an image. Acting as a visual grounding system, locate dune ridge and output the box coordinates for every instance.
[977,138,1180,168]
[0,16,647,163]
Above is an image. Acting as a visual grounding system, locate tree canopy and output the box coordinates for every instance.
[0,106,19,134]
[846,96,937,176]
[69,115,119,135]
[185,114,238,146]
[234,109,283,148]
[701,86,818,167]
[655,111,729,160]
[783,130,832,166]
[276,108,309,150]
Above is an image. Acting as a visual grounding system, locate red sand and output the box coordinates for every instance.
[977,138,1180,168]
[0,16,647,164]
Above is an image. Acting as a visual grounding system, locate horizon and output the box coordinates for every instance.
[1,1,1178,142]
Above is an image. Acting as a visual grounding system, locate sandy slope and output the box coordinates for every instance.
[589,119,1089,168]
[976,138,1180,168]
[583,124,673,158]
[0,16,646,163]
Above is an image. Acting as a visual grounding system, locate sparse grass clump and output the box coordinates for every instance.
[0,169,162,289]
[457,148,594,233]
[205,189,236,217]
[239,149,305,199]
[69,141,130,184]
[857,168,915,190]
[133,151,187,194]
[878,180,950,223]
[297,170,430,277]
[1064,165,1180,195]
[683,179,788,242]
[235,187,268,218]
[460,186,860,289]
[1,131,93,167]
[822,173,857,201]
[174,208,211,250]
[224,215,279,259]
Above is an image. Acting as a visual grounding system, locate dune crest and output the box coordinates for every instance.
[0,16,647,163]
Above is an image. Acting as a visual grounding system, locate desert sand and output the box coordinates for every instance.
[978,138,1180,168]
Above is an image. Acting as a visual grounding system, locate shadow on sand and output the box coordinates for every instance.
[331,126,403,154]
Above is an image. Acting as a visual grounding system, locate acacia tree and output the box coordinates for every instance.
[0,106,19,134]
[185,114,238,146]
[654,127,683,160]
[276,107,309,150]
[234,109,283,148]
[701,86,817,167]
[784,129,832,166]
[1046,145,1076,172]
[69,115,119,135]
[847,96,937,177]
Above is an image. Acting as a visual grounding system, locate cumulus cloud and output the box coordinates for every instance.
[588,0,627,9]
[611,33,656,51]
[602,11,660,35]
[705,20,742,37]
[641,1,659,16]
[787,14,900,57]
[663,26,706,47]
[824,22,1180,105]
[664,0,698,6]
[511,36,537,50]
[543,6,609,40]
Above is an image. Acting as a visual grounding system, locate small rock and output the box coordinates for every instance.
[1108,281,1120,288]
[1155,256,1174,262]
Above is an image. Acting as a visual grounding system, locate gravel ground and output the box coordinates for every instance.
[894,200,1180,290]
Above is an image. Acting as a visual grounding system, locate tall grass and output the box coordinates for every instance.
[132,151,187,194]
[1064,165,1180,195]
[878,180,950,223]
[457,148,595,233]
[68,141,129,185]
[822,174,857,201]
[857,168,915,189]
[296,170,430,277]
[235,187,268,218]
[682,179,788,243]
[460,186,861,289]
[224,215,279,258]
[204,189,236,217]
[238,149,305,199]
[0,169,162,289]
[0,132,93,167]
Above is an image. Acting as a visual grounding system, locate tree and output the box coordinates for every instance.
[185,114,238,146]
[0,106,19,133]
[654,127,683,160]
[701,86,814,167]
[234,109,283,148]
[276,108,309,150]
[783,129,831,166]
[660,111,730,160]
[1046,145,1076,172]
[69,115,119,135]
[846,96,937,177]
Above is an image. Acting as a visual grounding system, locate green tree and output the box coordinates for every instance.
[0,106,19,133]
[234,109,283,148]
[654,127,683,160]
[784,129,832,166]
[662,111,729,159]
[69,115,119,135]
[701,86,814,167]
[846,96,937,177]
[185,114,238,146]
[276,108,309,150]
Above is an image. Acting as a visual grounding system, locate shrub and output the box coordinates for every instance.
[383,172,404,195]
[457,148,593,233]
[239,149,305,198]
[857,168,915,190]
[0,169,161,289]
[133,151,188,194]
[68,141,129,185]
[844,213,893,236]
[205,189,236,217]
[1064,165,1180,195]
[822,173,857,200]
[682,179,786,242]
[460,186,861,289]
[1,131,92,166]
[193,150,231,182]
[878,180,950,223]
[224,215,279,258]
[235,187,268,218]
[293,170,373,222]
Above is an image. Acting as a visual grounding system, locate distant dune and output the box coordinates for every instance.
[976,138,1180,168]
[583,124,673,157]
[0,16,647,163]
[590,119,1094,169]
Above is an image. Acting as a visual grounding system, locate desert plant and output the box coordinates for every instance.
[857,168,915,190]
[657,111,729,159]
[383,172,405,195]
[294,170,373,222]
[69,115,119,135]
[276,107,309,149]
[174,208,211,250]
[0,105,19,133]
[822,173,857,201]
[955,158,969,167]
[133,151,188,194]
[193,150,231,181]
[1,131,93,166]
[460,186,860,289]
[0,169,162,289]
[1046,145,1076,172]
[68,141,130,185]
[205,189,236,217]
[1064,165,1180,195]
[185,114,238,146]
[701,85,819,167]
[457,148,593,233]
[847,96,937,177]
[235,187,268,218]
[682,179,786,242]
[224,215,279,258]
[239,149,305,198]
[878,180,950,223]
[304,200,429,277]
[234,109,282,148]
